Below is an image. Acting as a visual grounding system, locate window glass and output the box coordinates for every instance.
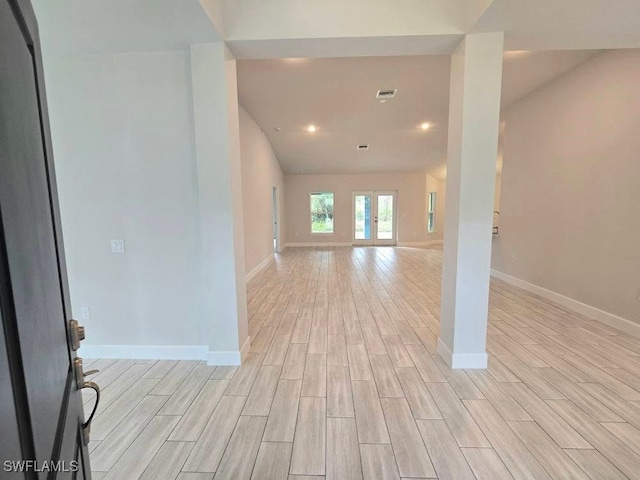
[428,192,436,233]
[310,192,334,233]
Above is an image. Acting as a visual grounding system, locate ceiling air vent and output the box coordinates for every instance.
[356,144,369,151]
[376,88,397,100]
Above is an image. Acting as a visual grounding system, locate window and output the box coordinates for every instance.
[310,192,334,234]
[427,191,436,233]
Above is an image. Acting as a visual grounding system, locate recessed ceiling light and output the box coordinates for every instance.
[274,127,281,132]
[420,122,431,130]
[307,124,317,133]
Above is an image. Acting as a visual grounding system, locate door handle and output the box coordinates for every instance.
[74,357,100,445]
[69,319,86,351]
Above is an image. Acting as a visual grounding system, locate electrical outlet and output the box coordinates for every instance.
[81,307,91,320]
[110,239,125,253]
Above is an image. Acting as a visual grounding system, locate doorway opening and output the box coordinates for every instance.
[272,186,280,253]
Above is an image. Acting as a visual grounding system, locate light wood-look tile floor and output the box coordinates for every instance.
[83,246,640,479]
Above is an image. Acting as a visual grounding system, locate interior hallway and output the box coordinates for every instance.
[85,246,640,479]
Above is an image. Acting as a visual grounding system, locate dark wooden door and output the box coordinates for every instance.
[0,0,92,478]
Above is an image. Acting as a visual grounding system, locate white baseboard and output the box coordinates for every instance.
[286,241,444,248]
[491,269,640,338]
[246,255,274,282]
[79,344,208,360]
[437,338,488,369]
[286,242,353,247]
[207,335,251,366]
[398,240,444,247]
[80,336,254,365]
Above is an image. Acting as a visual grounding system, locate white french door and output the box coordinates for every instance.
[352,191,397,245]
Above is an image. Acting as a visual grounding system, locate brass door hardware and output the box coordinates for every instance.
[69,319,86,351]
[74,357,100,445]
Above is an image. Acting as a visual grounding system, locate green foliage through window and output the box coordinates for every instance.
[310,192,334,233]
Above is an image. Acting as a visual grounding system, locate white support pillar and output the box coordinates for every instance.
[438,33,504,369]
[190,43,249,365]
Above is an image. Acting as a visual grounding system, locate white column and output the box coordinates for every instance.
[190,43,249,365]
[438,33,504,369]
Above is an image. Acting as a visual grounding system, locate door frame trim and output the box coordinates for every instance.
[373,190,398,246]
[351,190,399,246]
[272,185,282,253]
[352,191,374,246]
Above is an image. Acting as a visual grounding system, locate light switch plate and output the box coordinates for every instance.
[110,239,125,253]
[81,306,91,320]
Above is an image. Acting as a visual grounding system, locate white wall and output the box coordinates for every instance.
[493,49,640,323]
[190,43,249,364]
[425,172,500,243]
[284,172,430,245]
[239,106,285,273]
[494,173,502,211]
[44,50,205,347]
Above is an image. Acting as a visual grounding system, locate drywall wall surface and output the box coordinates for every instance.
[493,49,640,323]
[43,50,204,345]
[284,172,429,244]
[239,105,285,272]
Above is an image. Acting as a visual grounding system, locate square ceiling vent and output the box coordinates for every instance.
[376,88,397,100]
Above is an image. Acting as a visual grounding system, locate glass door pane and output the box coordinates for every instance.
[354,194,372,240]
[376,194,394,240]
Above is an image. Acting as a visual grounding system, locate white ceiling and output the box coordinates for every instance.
[238,56,450,175]
[474,0,640,51]
[33,0,640,58]
[501,50,600,108]
[29,0,623,176]
[221,0,640,58]
[237,50,600,175]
